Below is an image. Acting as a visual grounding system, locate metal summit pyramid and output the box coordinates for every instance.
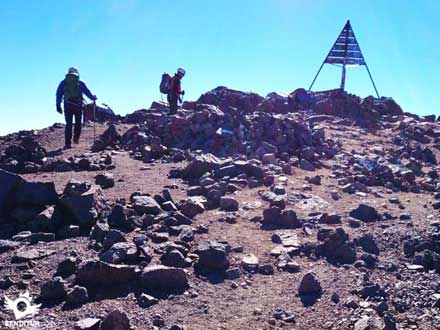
[309,20,380,98]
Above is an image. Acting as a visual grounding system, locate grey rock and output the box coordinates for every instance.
[76,260,136,287]
[140,265,188,290]
[132,195,162,215]
[241,254,259,272]
[59,183,103,227]
[225,267,241,280]
[100,242,137,264]
[160,249,191,268]
[183,154,223,179]
[196,240,229,270]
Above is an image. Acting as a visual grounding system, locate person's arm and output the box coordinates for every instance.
[56,80,64,113]
[56,80,64,105]
[80,81,97,101]
[176,80,181,96]
[176,80,182,102]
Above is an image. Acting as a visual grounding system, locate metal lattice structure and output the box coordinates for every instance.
[309,20,380,98]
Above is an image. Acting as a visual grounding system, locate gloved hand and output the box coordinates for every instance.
[181,90,185,96]
[92,95,97,101]
[56,104,62,114]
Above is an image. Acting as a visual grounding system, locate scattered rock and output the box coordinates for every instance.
[74,318,101,330]
[138,293,159,308]
[196,240,229,270]
[298,272,322,295]
[101,310,130,330]
[140,265,188,290]
[349,204,380,222]
[76,260,136,287]
[219,196,239,211]
[241,254,259,272]
[95,172,115,189]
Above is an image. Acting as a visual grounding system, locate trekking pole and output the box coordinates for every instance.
[93,100,96,144]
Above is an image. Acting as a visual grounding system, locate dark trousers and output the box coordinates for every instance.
[64,101,83,146]
[168,96,178,115]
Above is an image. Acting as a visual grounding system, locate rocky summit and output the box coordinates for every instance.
[0,87,439,329]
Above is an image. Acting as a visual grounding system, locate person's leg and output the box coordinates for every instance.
[64,103,74,147]
[73,104,83,144]
[169,97,178,115]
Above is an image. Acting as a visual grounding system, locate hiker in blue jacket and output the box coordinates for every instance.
[56,67,97,149]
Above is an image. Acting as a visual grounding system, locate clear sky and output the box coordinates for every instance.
[1,0,439,135]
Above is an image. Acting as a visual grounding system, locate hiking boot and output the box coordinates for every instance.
[73,138,79,144]
[64,144,72,149]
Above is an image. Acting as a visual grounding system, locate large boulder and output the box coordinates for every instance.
[183,154,224,179]
[196,240,229,270]
[75,259,136,287]
[139,265,188,290]
[0,169,23,215]
[132,195,162,215]
[59,182,104,228]
[13,181,58,207]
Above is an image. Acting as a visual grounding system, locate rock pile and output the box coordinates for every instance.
[0,133,47,173]
[0,170,105,237]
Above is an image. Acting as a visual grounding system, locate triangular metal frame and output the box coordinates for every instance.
[309,20,380,98]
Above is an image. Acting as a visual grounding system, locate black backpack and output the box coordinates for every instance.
[160,73,171,94]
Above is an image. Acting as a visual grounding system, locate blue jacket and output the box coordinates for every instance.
[56,78,95,105]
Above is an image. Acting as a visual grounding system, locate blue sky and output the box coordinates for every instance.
[1,0,439,135]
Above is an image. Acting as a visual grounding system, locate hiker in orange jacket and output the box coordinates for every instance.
[167,68,185,115]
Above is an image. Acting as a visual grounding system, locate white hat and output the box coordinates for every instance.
[68,67,79,76]
[177,68,186,76]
